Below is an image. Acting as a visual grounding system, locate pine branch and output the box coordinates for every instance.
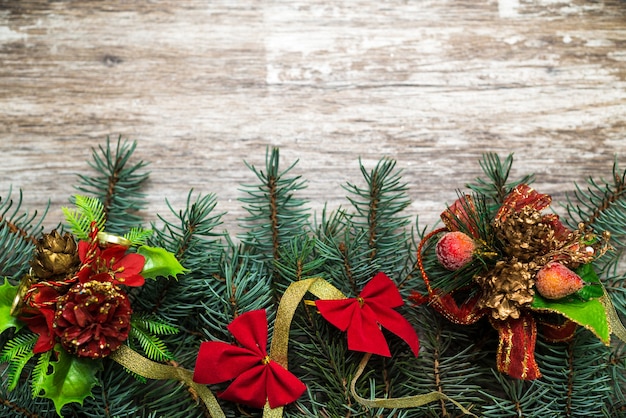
[0,188,48,277]
[76,136,149,235]
[466,153,533,209]
[344,158,411,274]
[239,147,309,287]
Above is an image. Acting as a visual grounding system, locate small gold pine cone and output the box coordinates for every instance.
[30,230,80,280]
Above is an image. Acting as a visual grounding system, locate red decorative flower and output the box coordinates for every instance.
[315,272,419,357]
[77,241,145,287]
[53,280,132,358]
[193,309,306,409]
[19,286,61,353]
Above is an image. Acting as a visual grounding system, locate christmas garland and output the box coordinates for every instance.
[1,140,626,417]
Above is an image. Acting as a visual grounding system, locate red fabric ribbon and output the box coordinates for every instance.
[490,313,541,380]
[315,272,419,357]
[193,309,306,409]
[414,185,573,380]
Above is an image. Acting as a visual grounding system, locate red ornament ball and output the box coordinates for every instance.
[436,231,476,270]
[535,262,584,300]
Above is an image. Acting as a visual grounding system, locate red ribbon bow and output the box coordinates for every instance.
[315,272,420,357]
[193,309,306,409]
[414,184,576,380]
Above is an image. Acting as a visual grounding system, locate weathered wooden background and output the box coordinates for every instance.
[1,0,625,236]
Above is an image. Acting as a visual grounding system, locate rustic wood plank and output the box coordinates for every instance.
[1,0,625,235]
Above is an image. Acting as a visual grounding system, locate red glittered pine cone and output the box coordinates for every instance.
[53,280,132,358]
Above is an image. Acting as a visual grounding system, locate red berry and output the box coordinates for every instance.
[436,231,476,270]
[535,262,584,300]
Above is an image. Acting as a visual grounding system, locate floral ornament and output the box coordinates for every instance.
[315,272,419,357]
[0,195,188,415]
[193,309,306,409]
[17,224,145,359]
[414,184,612,380]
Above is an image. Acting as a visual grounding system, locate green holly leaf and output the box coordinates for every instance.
[576,263,604,300]
[137,246,189,280]
[40,345,102,417]
[531,293,610,344]
[0,278,22,334]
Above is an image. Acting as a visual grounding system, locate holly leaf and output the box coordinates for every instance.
[40,345,101,417]
[576,263,604,300]
[531,294,610,344]
[137,246,188,280]
[0,278,22,334]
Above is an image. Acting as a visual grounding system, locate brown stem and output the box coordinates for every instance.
[0,397,40,418]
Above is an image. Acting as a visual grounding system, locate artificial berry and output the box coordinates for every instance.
[535,262,584,300]
[436,231,476,270]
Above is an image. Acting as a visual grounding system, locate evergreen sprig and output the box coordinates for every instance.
[563,159,626,275]
[0,330,37,391]
[62,194,106,240]
[129,314,178,362]
[0,188,47,277]
[467,153,534,209]
[76,136,149,236]
[3,142,626,417]
[239,147,310,278]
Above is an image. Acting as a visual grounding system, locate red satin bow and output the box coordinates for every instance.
[315,272,420,357]
[193,309,306,409]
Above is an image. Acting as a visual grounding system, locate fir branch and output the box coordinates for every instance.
[129,314,178,362]
[466,153,533,208]
[76,136,149,235]
[0,188,42,246]
[344,158,411,275]
[0,331,37,391]
[239,147,309,280]
[0,397,41,418]
[0,188,48,277]
[123,227,153,247]
[62,195,106,240]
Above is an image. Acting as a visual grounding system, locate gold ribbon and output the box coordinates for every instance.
[265,277,475,417]
[600,285,626,344]
[109,345,225,418]
[350,353,476,416]
[260,277,344,417]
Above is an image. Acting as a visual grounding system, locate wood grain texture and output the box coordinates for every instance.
[1,0,625,235]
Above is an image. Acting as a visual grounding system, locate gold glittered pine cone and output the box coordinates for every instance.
[474,259,536,320]
[30,230,80,280]
[495,206,556,262]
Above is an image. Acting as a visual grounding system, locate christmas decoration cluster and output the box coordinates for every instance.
[1,139,626,417]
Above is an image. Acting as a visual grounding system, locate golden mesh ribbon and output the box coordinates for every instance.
[110,345,225,418]
[350,353,476,416]
[600,286,626,344]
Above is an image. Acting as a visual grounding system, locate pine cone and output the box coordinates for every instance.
[30,230,80,280]
[53,280,132,358]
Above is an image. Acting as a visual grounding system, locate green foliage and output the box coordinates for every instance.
[3,143,626,418]
[40,345,102,417]
[76,136,149,236]
[129,314,178,362]
[0,330,37,391]
[62,194,106,240]
[123,226,154,246]
[467,152,534,207]
[137,245,189,280]
[0,187,47,277]
[563,159,626,275]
